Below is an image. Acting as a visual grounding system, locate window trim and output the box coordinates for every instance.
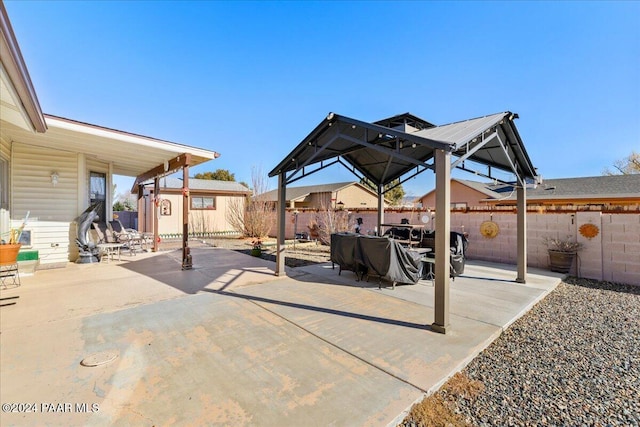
[190,195,216,210]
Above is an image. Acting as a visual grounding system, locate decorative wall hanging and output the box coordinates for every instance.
[579,223,599,239]
[480,221,499,238]
[160,199,171,216]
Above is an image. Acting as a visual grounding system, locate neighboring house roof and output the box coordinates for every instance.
[259,181,375,202]
[414,178,503,202]
[415,175,640,205]
[153,177,250,194]
[486,175,640,202]
[454,179,504,199]
[0,1,46,133]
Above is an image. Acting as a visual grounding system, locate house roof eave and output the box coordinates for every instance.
[0,2,46,133]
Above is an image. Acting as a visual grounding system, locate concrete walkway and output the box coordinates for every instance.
[0,247,562,426]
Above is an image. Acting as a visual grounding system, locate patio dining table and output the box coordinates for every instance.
[380,223,428,247]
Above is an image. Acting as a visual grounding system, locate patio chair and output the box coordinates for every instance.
[420,231,468,278]
[108,220,150,254]
[92,222,117,244]
[108,220,135,241]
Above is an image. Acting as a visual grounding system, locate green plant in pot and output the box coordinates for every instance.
[250,239,263,257]
[545,236,582,274]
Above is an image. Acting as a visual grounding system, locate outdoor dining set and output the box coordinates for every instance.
[330,221,468,289]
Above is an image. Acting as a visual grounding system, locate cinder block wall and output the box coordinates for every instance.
[278,208,639,286]
[601,213,640,284]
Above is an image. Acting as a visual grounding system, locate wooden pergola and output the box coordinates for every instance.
[269,112,538,334]
[131,153,194,270]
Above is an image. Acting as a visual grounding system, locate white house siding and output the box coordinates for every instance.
[10,142,85,266]
[1,135,10,159]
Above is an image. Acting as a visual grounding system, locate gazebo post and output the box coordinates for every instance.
[275,172,286,276]
[516,184,527,283]
[432,149,451,334]
[376,184,384,235]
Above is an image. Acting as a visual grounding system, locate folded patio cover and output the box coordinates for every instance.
[330,233,364,276]
[356,236,423,285]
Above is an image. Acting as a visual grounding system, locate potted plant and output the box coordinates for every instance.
[545,236,582,274]
[0,242,22,265]
[250,239,263,257]
[1,225,25,265]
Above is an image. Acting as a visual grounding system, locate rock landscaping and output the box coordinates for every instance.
[401,277,640,427]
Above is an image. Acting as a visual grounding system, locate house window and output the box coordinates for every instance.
[191,196,216,210]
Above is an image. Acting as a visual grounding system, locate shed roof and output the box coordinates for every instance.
[153,177,250,194]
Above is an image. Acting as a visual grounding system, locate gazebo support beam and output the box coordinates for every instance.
[275,172,286,276]
[377,184,384,235]
[432,149,451,334]
[516,185,527,283]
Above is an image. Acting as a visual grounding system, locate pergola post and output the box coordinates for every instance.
[516,184,527,283]
[275,172,286,276]
[153,177,159,253]
[182,157,192,270]
[432,149,451,334]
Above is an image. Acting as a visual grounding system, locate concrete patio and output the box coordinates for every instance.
[0,246,562,426]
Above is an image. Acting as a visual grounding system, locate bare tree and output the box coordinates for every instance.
[225,195,248,235]
[225,166,274,238]
[309,201,353,245]
[603,151,640,175]
[189,210,214,236]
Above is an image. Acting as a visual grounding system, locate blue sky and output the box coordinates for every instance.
[5,1,639,197]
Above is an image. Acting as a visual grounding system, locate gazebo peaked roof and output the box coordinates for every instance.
[269,111,537,188]
[416,112,537,183]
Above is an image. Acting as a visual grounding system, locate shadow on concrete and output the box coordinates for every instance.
[206,288,432,331]
[118,247,431,331]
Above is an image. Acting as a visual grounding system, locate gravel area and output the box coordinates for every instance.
[402,277,640,427]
